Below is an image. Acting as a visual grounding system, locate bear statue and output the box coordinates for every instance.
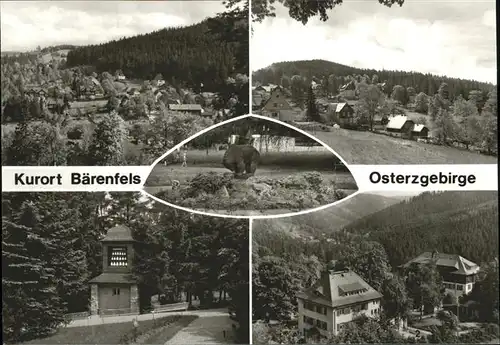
[222,136,260,178]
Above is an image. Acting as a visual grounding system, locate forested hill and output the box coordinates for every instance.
[253,59,494,97]
[342,191,498,267]
[66,14,248,90]
[255,193,404,239]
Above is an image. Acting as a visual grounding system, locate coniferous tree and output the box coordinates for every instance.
[2,202,66,342]
[306,85,320,122]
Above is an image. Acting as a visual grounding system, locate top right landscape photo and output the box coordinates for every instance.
[251,0,497,164]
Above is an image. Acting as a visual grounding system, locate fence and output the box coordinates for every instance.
[152,301,189,313]
[64,311,90,320]
[99,308,137,317]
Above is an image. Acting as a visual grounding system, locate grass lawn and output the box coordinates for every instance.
[161,149,346,171]
[412,317,442,331]
[19,315,197,345]
[307,128,497,164]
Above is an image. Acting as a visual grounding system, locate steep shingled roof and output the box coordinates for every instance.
[297,270,382,308]
[402,252,480,276]
[412,124,428,133]
[168,104,203,111]
[386,115,414,130]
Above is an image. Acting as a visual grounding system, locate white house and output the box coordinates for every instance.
[297,269,382,339]
[401,251,480,298]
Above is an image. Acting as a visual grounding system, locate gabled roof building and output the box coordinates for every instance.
[297,269,382,339]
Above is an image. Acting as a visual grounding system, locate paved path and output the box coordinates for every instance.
[165,309,235,345]
[65,308,229,328]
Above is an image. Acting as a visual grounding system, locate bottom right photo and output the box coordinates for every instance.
[252,191,499,344]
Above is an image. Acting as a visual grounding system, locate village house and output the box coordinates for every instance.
[297,269,383,340]
[401,251,480,299]
[27,87,47,98]
[168,103,203,115]
[254,84,277,93]
[153,79,165,87]
[261,86,293,120]
[252,93,264,111]
[339,80,356,99]
[411,124,429,139]
[154,90,166,103]
[325,102,355,128]
[385,115,415,139]
[89,225,139,316]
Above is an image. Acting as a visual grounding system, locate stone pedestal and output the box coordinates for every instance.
[90,284,99,315]
[130,284,139,313]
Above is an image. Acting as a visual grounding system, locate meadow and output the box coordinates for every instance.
[19,315,197,345]
[307,128,497,164]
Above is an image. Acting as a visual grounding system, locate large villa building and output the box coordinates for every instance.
[297,269,383,339]
[401,251,480,298]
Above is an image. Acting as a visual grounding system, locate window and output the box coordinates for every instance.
[337,308,350,316]
[457,285,463,291]
[315,305,327,315]
[304,316,314,325]
[112,288,120,295]
[316,320,328,330]
[109,246,128,267]
[273,102,278,107]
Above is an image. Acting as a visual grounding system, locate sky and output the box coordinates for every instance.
[252,0,497,84]
[1,0,226,52]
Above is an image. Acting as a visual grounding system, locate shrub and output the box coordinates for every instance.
[303,172,324,192]
[186,172,233,196]
[334,189,348,200]
[67,126,84,140]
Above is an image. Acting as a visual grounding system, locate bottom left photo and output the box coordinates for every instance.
[2,192,250,345]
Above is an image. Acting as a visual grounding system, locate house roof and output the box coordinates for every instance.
[386,115,414,130]
[340,80,356,91]
[297,270,382,308]
[90,77,101,86]
[169,104,203,111]
[402,252,480,276]
[412,124,428,133]
[101,225,134,242]
[328,102,349,113]
[89,272,136,284]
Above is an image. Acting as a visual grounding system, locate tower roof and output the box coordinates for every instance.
[101,224,134,242]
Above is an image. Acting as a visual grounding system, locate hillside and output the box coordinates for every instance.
[253,191,498,272]
[254,193,404,239]
[343,191,499,267]
[66,13,248,91]
[253,59,494,97]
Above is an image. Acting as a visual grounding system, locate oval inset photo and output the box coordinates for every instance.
[143,115,359,217]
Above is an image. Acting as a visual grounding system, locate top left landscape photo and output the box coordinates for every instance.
[1,0,249,167]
